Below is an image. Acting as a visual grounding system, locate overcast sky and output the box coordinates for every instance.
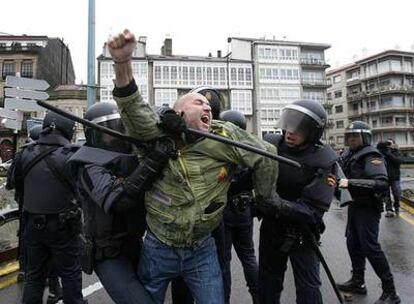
[2,0,414,84]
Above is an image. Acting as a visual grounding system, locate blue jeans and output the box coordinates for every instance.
[138,232,224,304]
[95,255,154,304]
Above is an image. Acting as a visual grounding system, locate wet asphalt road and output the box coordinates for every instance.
[1,201,414,304]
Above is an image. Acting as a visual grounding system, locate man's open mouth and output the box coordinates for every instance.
[201,115,210,124]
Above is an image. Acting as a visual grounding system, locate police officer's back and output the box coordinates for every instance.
[8,112,84,304]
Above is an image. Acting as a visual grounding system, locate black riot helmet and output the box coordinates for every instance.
[344,120,372,148]
[28,125,43,141]
[84,102,132,154]
[220,110,247,130]
[42,111,76,141]
[190,86,222,119]
[277,99,327,145]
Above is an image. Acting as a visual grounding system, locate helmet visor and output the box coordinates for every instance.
[88,118,132,153]
[344,130,371,147]
[277,108,321,140]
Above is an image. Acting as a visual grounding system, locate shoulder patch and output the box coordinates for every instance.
[217,166,229,183]
[370,158,383,166]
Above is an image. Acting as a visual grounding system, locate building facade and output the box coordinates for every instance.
[327,50,414,152]
[228,37,330,136]
[0,35,76,161]
[98,37,330,137]
[98,38,256,132]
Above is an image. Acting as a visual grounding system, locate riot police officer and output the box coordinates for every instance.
[261,100,338,304]
[7,112,84,304]
[337,121,401,304]
[69,102,171,304]
[220,110,259,304]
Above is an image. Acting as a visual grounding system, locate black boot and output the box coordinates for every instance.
[46,277,63,304]
[374,281,401,304]
[336,272,367,294]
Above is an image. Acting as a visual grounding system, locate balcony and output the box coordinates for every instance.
[365,84,414,96]
[322,101,333,111]
[372,123,414,131]
[347,92,365,101]
[300,58,330,69]
[301,78,330,88]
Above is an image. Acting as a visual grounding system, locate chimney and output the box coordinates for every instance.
[161,38,172,56]
[208,52,212,57]
[217,50,222,58]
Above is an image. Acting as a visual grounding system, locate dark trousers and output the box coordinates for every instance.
[385,180,402,211]
[95,255,154,304]
[22,214,83,304]
[346,205,394,284]
[223,222,259,303]
[259,220,322,304]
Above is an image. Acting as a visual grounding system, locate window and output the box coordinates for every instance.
[230,90,252,115]
[230,65,252,88]
[327,92,332,100]
[21,60,33,78]
[2,61,15,79]
[260,108,280,125]
[154,89,178,108]
[334,90,342,98]
[335,105,343,113]
[395,117,406,126]
[333,75,341,83]
[336,120,344,129]
[380,96,404,108]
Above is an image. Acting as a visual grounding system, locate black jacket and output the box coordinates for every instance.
[381,148,414,181]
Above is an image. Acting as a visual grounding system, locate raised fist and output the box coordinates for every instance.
[107,29,137,63]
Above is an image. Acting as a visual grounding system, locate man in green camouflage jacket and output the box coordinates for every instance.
[107,29,311,304]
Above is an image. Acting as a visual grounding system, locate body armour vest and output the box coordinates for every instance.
[69,146,145,242]
[340,145,387,202]
[270,135,337,211]
[20,134,78,214]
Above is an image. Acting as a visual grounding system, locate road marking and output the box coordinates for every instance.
[55,281,103,303]
[82,281,103,297]
[400,213,414,226]
[0,261,19,277]
[400,201,414,215]
[0,274,17,290]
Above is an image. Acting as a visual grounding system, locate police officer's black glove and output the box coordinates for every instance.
[255,195,317,227]
[157,108,187,136]
[157,108,204,144]
[123,142,170,197]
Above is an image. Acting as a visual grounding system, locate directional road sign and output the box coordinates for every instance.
[5,98,44,112]
[5,88,49,101]
[0,118,22,130]
[0,108,23,121]
[0,108,23,130]
[6,76,50,91]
